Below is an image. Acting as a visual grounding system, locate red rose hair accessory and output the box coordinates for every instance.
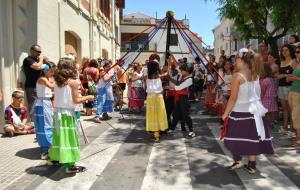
[149,54,160,62]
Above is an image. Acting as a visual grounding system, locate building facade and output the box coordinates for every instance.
[213,18,297,62]
[213,18,244,61]
[120,12,202,65]
[0,0,124,131]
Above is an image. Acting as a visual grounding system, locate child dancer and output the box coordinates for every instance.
[146,60,168,142]
[34,62,56,160]
[96,61,115,122]
[203,63,217,115]
[260,63,278,129]
[170,63,196,138]
[129,62,145,112]
[166,55,186,131]
[222,49,274,174]
[217,61,233,116]
[49,59,95,173]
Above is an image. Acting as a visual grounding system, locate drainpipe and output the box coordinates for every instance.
[111,0,115,63]
[58,0,62,58]
[89,0,94,58]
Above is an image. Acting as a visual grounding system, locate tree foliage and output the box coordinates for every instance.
[214,0,300,55]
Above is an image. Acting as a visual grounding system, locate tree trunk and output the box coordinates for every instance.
[267,37,280,65]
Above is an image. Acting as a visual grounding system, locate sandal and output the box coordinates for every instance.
[227,161,243,170]
[47,160,60,166]
[244,164,256,174]
[94,117,101,123]
[65,166,87,173]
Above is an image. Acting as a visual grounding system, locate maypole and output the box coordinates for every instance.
[164,11,174,66]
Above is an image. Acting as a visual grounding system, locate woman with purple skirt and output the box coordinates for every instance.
[222,48,274,174]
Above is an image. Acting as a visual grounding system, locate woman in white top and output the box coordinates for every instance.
[129,62,146,112]
[222,49,274,174]
[48,59,95,174]
[33,62,56,160]
[146,60,168,142]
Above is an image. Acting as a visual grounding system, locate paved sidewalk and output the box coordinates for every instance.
[0,114,101,190]
[0,134,39,189]
[1,106,300,190]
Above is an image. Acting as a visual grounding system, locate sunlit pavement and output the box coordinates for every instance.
[1,102,300,190]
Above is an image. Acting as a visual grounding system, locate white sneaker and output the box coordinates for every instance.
[41,153,48,160]
[188,132,196,138]
[286,131,296,138]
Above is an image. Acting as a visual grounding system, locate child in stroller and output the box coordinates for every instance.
[113,83,123,111]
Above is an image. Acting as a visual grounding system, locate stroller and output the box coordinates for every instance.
[112,83,123,111]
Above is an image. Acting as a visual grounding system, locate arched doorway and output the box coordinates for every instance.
[102,48,109,59]
[65,31,81,60]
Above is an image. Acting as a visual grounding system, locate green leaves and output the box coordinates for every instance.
[213,0,300,40]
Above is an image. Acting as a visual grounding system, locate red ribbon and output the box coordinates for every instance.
[166,89,176,99]
[174,89,189,104]
[220,117,228,140]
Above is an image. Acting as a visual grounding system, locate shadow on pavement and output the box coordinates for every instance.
[25,164,76,181]
[15,147,40,160]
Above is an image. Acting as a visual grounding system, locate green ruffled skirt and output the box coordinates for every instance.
[49,113,80,164]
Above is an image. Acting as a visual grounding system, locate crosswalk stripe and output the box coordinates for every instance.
[141,134,193,190]
[207,122,299,190]
[34,122,136,190]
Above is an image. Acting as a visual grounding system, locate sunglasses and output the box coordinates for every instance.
[33,49,42,53]
[15,96,24,99]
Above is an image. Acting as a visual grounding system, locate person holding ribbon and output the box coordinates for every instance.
[48,59,95,174]
[222,48,274,174]
[168,63,195,138]
[145,60,168,142]
[95,60,115,122]
[33,61,56,160]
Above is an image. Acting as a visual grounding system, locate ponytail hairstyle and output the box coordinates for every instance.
[241,51,261,80]
[54,59,77,87]
[41,61,56,77]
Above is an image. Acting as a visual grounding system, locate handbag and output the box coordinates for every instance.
[10,107,23,128]
[86,68,97,95]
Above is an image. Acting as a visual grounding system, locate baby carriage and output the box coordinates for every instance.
[112,83,123,111]
[213,88,224,116]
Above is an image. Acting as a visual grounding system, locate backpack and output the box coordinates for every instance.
[86,68,97,95]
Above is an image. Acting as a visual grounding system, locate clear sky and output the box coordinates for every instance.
[124,0,220,47]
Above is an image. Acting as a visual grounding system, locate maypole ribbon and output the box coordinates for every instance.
[98,18,166,77]
[176,21,210,48]
[122,25,154,44]
[174,19,225,82]
[96,17,167,117]
[102,17,168,89]
[173,19,218,82]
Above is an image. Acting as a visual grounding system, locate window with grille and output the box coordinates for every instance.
[170,34,178,46]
